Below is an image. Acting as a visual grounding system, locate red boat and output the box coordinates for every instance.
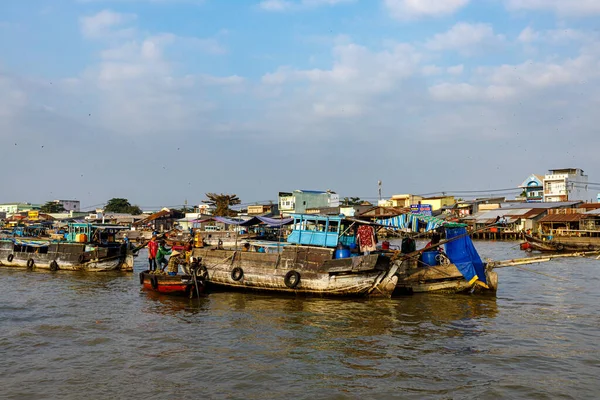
[139,270,205,298]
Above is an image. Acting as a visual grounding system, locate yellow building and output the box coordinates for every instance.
[387,194,423,208]
[421,196,456,211]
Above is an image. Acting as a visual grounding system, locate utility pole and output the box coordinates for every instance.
[378,180,382,201]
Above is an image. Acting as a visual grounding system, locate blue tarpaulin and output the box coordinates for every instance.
[444,227,487,285]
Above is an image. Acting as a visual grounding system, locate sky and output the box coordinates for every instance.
[1,0,599,210]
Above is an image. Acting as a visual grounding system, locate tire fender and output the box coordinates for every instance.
[231,267,244,281]
[284,270,301,289]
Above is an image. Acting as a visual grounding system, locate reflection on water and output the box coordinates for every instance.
[0,242,599,399]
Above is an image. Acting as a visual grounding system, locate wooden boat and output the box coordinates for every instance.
[139,270,204,297]
[0,223,134,272]
[192,214,399,298]
[371,221,498,295]
[522,233,600,252]
[394,258,498,295]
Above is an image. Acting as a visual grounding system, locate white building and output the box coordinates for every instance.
[0,203,40,215]
[54,199,80,212]
[543,168,588,202]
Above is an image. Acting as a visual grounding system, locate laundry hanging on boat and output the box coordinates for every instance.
[356,225,377,253]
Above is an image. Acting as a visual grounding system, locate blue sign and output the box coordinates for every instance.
[410,204,432,216]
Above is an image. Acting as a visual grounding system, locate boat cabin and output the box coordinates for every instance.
[286,214,357,248]
[66,223,129,244]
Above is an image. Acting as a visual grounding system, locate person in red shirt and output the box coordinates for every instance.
[147,235,159,271]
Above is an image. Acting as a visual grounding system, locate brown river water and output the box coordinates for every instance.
[1,241,599,399]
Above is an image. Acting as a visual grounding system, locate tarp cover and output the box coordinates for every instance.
[444,227,487,285]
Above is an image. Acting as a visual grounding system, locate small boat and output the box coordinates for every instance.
[393,226,498,295]
[192,214,400,298]
[139,270,205,298]
[0,223,134,272]
[394,260,498,294]
[522,233,600,252]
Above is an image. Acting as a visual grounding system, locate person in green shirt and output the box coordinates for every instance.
[157,241,172,272]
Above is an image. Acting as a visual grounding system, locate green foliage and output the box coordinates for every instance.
[342,197,362,206]
[104,198,142,215]
[203,193,241,217]
[40,201,66,213]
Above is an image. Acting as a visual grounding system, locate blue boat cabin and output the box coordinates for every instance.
[286,214,356,248]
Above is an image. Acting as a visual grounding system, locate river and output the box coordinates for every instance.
[1,241,599,399]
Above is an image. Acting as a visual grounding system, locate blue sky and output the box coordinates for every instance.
[1,0,599,209]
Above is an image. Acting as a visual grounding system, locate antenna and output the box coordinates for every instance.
[378,180,382,200]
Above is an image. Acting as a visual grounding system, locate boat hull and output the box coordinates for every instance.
[139,271,203,297]
[192,247,399,298]
[0,240,133,272]
[523,234,600,252]
[394,260,498,295]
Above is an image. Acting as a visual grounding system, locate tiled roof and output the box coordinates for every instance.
[538,214,588,222]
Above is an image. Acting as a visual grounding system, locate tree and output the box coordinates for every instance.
[342,197,362,206]
[203,193,241,217]
[104,198,143,214]
[40,201,66,213]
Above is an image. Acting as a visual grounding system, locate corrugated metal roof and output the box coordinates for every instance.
[464,207,548,223]
[538,214,588,222]
[585,209,600,215]
[499,201,582,209]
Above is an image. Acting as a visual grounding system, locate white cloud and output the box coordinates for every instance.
[505,0,600,16]
[429,82,516,101]
[0,75,27,120]
[518,26,591,45]
[425,22,504,55]
[422,65,442,76]
[79,10,137,39]
[447,64,464,75]
[384,0,470,20]
[259,0,354,12]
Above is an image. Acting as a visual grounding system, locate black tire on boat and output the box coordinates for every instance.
[284,270,300,289]
[78,253,86,263]
[49,260,59,271]
[150,275,159,290]
[7,254,13,262]
[556,243,564,251]
[26,259,34,269]
[231,267,244,281]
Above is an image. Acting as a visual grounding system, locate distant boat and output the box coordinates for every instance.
[522,233,600,252]
[0,223,134,272]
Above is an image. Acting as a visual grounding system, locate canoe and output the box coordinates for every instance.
[523,233,600,252]
[139,270,204,297]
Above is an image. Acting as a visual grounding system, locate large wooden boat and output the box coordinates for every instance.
[0,223,134,272]
[192,214,399,298]
[522,233,600,252]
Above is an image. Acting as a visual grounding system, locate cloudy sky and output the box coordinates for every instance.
[1,0,599,209]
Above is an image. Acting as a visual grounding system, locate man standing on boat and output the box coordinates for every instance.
[147,235,159,272]
[157,241,172,272]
